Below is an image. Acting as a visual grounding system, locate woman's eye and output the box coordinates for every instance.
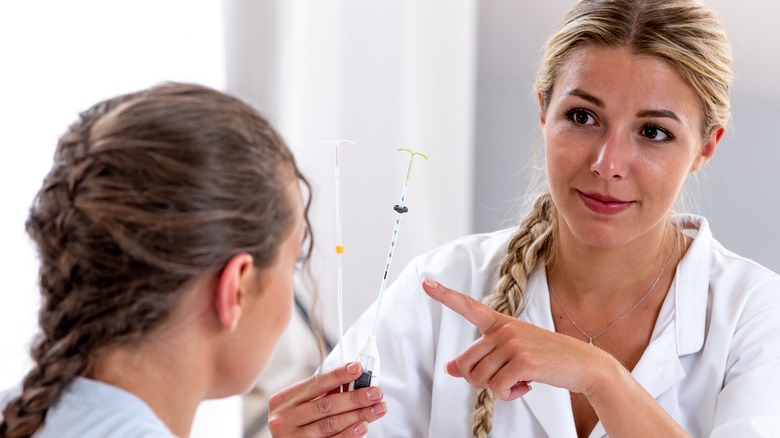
[566,109,596,126]
[640,125,674,142]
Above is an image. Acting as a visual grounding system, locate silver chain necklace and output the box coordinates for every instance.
[548,231,678,346]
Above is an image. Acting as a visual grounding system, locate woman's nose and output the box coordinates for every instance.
[590,133,631,180]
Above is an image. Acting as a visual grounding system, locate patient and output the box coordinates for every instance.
[0,83,385,438]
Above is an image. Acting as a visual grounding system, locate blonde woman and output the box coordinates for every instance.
[324,0,780,436]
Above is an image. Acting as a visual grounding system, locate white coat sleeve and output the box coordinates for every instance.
[711,278,780,437]
[322,256,440,438]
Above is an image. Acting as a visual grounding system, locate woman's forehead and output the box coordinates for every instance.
[552,46,702,122]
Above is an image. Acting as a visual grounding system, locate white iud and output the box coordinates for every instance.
[319,139,356,367]
[349,148,428,391]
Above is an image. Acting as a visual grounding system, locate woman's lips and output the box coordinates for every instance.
[577,190,634,215]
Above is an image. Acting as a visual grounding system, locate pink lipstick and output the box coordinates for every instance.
[578,190,634,215]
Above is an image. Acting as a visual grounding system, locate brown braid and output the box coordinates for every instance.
[472,192,556,438]
[0,83,312,437]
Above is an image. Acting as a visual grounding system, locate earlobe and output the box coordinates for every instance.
[215,253,254,332]
[691,125,725,172]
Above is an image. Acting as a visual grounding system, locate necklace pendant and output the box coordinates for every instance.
[588,337,593,345]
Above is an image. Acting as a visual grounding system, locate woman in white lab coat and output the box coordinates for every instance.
[325,0,780,436]
[0,83,385,438]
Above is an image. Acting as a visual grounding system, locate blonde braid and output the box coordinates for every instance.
[472,192,556,438]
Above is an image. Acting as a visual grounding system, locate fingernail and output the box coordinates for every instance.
[347,362,360,375]
[366,387,382,401]
[424,278,437,288]
[354,421,368,436]
[370,401,387,416]
[443,362,451,376]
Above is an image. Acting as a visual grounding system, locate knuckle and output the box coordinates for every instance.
[487,378,502,393]
[514,350,533,367]
[495,322,516,337]
[318,416,339,435]
[267,392,284,411]
[266,413,284,434]
[311,372,325,388]
[316,395,333,413]
[351,389,363,406]
[462,294,479,308]
[463,374,482,388]
[358,406,371,422]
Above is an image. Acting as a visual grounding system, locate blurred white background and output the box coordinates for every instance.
[0,2,238,436]
[1,1,778,436]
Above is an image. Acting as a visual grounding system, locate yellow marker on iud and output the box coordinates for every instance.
[319,139,355,366]
[349,148,428,392]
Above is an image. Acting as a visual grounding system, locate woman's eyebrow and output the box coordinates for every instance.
[566,88,604,108]
[567,88,682,122]
[636,109,681,122]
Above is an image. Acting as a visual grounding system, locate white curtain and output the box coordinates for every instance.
[224,0,477,434]
[225,0,477,354]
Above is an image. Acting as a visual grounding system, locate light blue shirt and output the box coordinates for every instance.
[1,377,176,437]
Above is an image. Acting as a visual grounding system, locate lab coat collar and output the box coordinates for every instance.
[671,214,711,356]
[516,214,711,437]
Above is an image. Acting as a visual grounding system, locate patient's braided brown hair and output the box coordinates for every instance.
[0,83,311,438]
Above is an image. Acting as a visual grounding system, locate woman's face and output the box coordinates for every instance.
[541,46,722,250]
[220,178,306,395]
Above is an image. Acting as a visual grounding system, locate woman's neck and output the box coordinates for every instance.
[548,221,680,306]
[88,334,208,437]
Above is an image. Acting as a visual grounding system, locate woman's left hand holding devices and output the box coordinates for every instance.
[267,362,387,437]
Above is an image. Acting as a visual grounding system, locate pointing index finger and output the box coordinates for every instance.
[422,278,499,333]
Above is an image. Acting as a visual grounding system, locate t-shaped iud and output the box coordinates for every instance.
[319,139,356,367]
[349,148,428,391]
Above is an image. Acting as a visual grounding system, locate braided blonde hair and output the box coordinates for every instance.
[472,192,556,437]
[472,0,733,435]
[0,83,312,438]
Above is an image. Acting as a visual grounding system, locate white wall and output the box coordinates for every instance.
[224,0,478,340]
[0,2,238,436]
[474,0,780,272]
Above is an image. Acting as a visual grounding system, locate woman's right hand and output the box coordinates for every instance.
[267,362,387,437]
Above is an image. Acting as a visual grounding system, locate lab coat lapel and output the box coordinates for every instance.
[632,325,686,397]
[520,382,578,436]
[586,324,686,438]
[518,267,579,437]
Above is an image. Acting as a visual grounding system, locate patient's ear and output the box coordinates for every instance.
[214,253,254,332]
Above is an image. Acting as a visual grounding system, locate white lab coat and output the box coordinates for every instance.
[324,215,780,437]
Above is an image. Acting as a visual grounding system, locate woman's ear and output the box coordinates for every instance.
[690,125,725,172]
[214,253,255,332]
[537,92,547,127]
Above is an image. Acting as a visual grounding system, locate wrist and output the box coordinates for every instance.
[581,348,628,400]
